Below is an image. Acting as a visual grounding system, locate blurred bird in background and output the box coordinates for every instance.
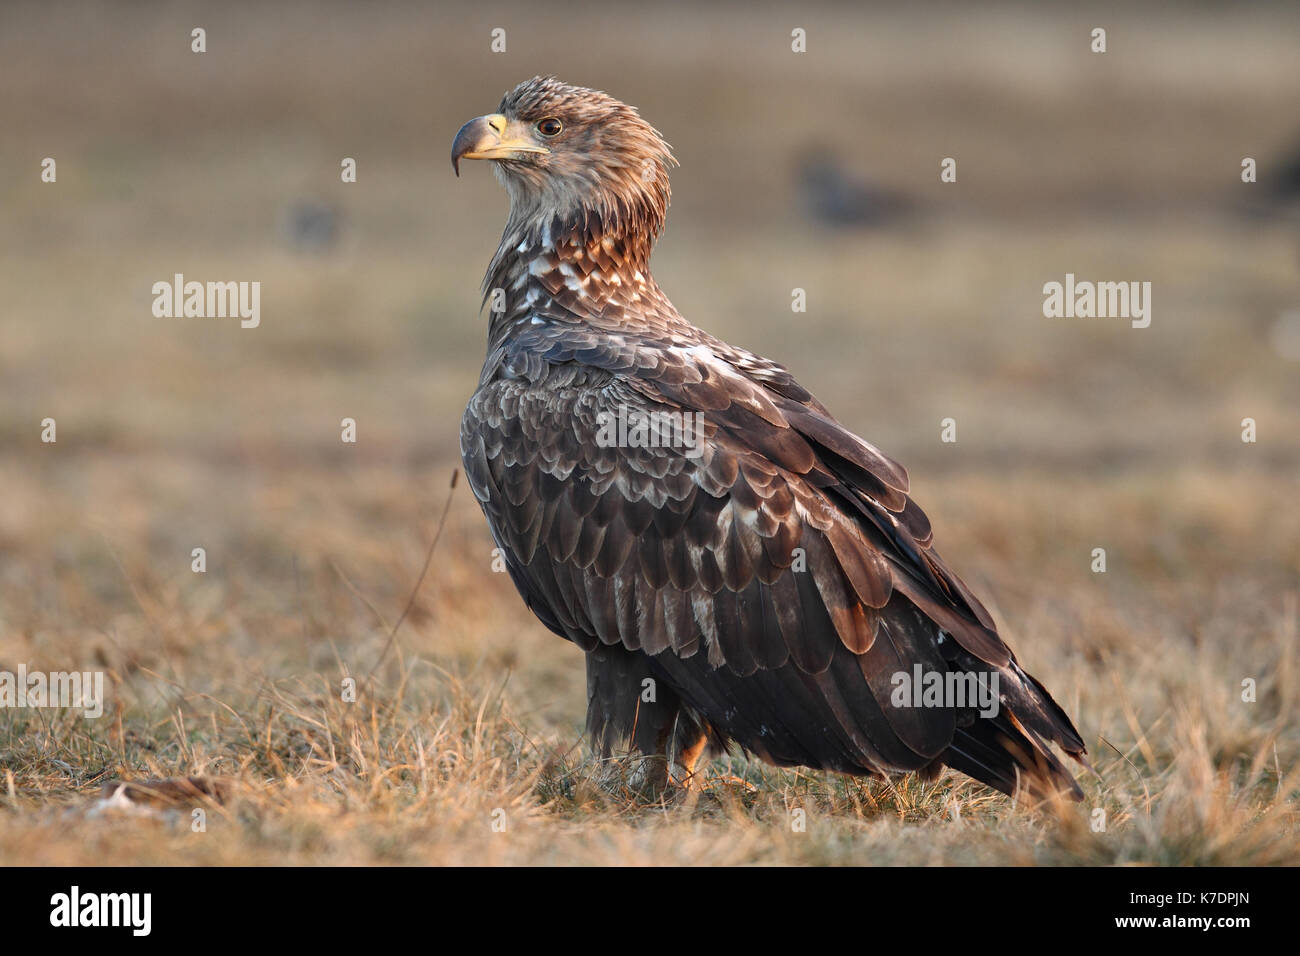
[795,150,917,229]
[282,199,341,253]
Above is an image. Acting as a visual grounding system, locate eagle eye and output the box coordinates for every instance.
[536,118,563,137]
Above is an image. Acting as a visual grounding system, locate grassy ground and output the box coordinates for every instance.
[1,1,1298,865]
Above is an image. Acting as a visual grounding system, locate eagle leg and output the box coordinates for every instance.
[674,729,709,786]
[585,646,685,796]
[637,720,676,797]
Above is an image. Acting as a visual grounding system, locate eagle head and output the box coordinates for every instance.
[452,76,676,243]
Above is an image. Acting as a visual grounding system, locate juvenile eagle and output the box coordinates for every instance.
[453,77,1086,800]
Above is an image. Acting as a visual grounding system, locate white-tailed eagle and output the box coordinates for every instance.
[453,77,1086,800]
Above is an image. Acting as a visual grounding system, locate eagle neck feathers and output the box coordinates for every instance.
[483,205,673,351]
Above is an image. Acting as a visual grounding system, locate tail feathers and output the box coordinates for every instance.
[941,710,1084,802]
[1010,666,1087,756]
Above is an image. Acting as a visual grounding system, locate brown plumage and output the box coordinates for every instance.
[453,76,1086,800]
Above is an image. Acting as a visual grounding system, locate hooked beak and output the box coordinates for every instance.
[451,113,549,175]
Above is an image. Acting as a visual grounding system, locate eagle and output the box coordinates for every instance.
[453,77,1086,800]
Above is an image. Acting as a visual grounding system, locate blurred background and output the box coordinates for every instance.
[1,1,1297,864]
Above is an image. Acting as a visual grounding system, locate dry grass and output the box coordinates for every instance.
[4,468,1297,865]
[1,1,1298,865]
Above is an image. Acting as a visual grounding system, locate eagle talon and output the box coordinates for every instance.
[672,772,757,795]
